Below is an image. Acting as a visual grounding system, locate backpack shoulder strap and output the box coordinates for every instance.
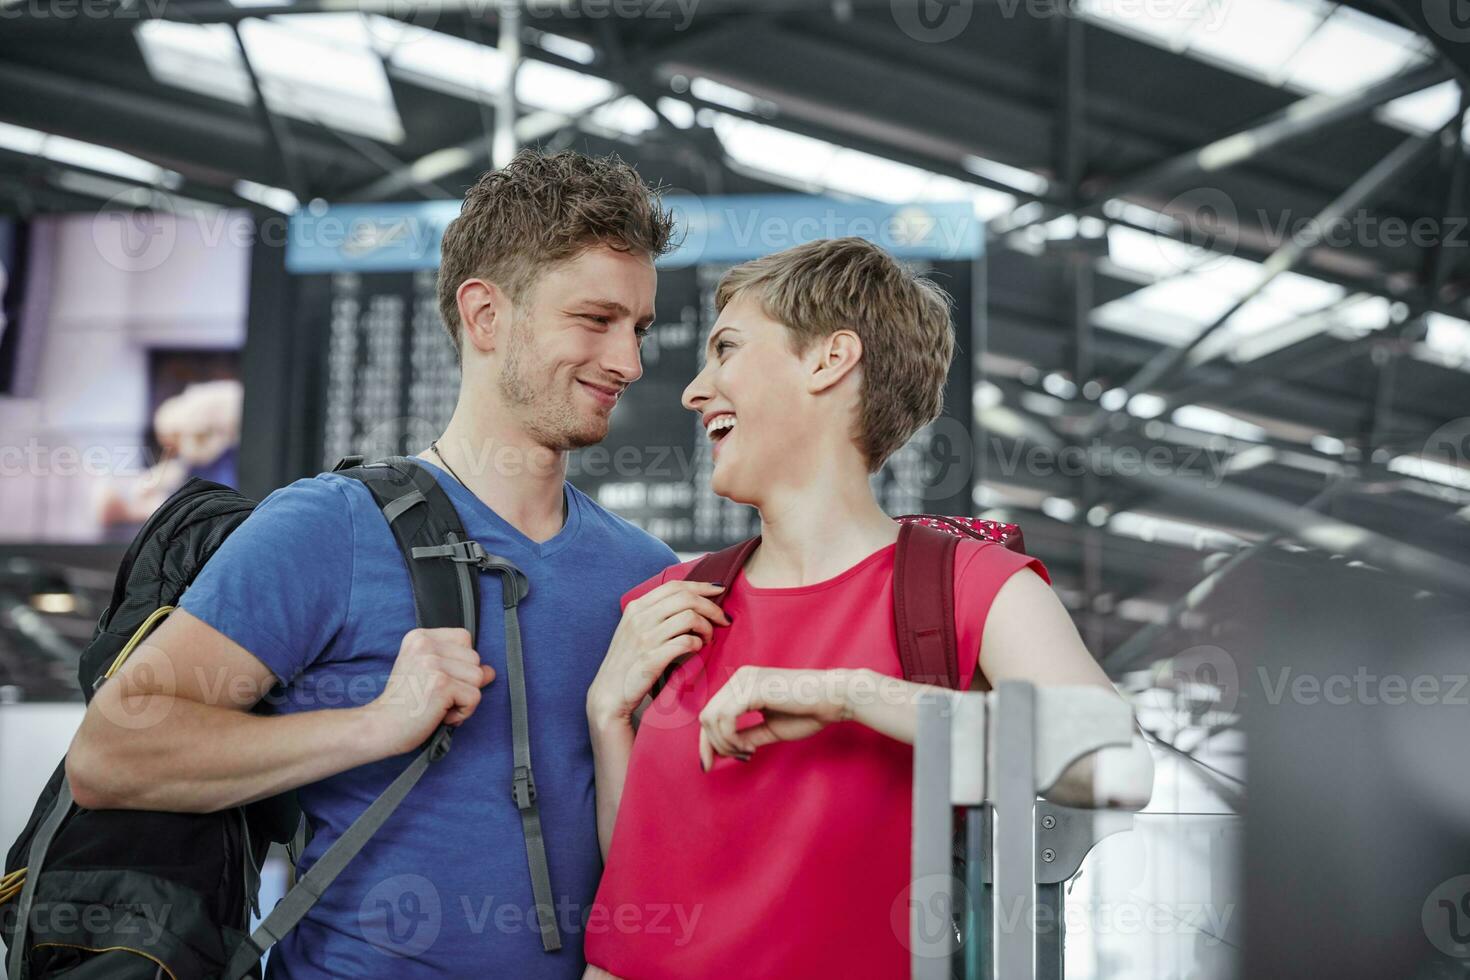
[341,456,560,954]
[339,456,482,638]
[688,535,762,593]
[650,536,761,699]
[224,456,488,979]
[893,522,963,690]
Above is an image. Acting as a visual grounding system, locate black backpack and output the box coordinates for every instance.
[1,456,561,978]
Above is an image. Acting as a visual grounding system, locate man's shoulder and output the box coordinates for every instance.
[253,471,378,523]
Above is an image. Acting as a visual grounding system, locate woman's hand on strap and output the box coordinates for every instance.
[586,579,730,734]
[697,666,872,770]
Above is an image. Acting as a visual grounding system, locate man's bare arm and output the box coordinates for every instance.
[66,609,493,813]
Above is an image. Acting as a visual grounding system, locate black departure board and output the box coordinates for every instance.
[277,197,980,553]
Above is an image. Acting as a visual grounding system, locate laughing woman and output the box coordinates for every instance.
[583,238,1152,979]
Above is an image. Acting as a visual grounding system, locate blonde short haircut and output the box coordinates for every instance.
[437,149,675,359]
[715,237,955,472]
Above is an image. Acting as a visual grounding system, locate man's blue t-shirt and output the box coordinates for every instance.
[179,460,675,978]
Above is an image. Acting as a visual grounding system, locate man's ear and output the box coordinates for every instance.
[458,278,512,354]
[807,329,863,395]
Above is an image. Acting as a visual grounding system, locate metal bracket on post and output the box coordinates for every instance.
[993,683,1133,980]
[913,683,1136,980]
[989,682,1037,980]
[912,691,959,980]
[1033,802,1137,980]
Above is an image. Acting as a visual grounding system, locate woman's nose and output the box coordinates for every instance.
[682,366,710,412]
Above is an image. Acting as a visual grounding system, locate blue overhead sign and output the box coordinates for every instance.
[658,195,983,267]
[285,195,982,274]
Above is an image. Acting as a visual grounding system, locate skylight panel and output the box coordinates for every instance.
[1075,0,1207,48]
[1105,224,1205,279]
[1186,0,1326,82]
[136,21,253,106]
[1172,404,1268,441]
[386,28,507,99]
[1380,80,1463,134]
[1130,272,1243,324]
[1187,253,1272,297]
[1091,295,1206,347]
[588,96,660,136]
[918,175,1016,220]
[233,179,299,212]
[714,115,836,185]
[238,18,404,142]
[0,121,46,156]
[41,135,167,183]
[516,60,618,115]
[265,11,372,45]
[534,31,597,65]
[656,98,696,129]
[138,18,403,142]
[1281,5,1424,95]
[1424,313,1470,359]
[823,149,932,203]
[961,154,1050,196]
[1262,271,1344,312]
[689,77,763,113]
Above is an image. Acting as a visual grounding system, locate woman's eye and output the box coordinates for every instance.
[715,340,734,354]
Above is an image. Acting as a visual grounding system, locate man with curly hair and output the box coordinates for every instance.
[68,149,680,978]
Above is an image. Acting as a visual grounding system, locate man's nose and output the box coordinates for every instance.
[603,326,645,384]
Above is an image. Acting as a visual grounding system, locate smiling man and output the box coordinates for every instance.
[67,149,680,977]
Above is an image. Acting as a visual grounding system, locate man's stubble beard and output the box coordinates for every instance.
[498,311,609,452]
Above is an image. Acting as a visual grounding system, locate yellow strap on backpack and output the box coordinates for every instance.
[0,868,23,904]
[103,605,176,681]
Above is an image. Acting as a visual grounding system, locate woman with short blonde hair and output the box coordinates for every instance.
[583,237,1152,979]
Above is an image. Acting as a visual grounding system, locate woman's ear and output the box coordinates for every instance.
[458,279,512,355]
[807,329,863,395]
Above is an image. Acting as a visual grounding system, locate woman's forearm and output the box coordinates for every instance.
[589,719,636,859]
[840,668,935,745]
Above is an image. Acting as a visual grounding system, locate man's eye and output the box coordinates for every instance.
[583,314,610,325]
[635,326,651,340]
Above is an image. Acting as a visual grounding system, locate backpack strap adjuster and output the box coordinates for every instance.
[428,725,454,762]
[411,539,487,565]
[512,766,537,809]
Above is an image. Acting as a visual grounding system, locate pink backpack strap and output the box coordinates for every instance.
[687,535,763,597]
[650,536,761,698]
[893,522,963,690]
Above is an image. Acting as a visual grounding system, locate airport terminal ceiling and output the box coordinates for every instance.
[0,0,1468,696]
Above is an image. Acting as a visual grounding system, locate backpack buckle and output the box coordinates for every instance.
[511,766,537,809]
[411,539,487,566]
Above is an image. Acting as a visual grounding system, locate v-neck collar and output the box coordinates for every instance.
[416,458,583,559]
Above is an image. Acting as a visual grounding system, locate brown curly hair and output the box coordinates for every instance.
[715,237,955,473]
[437,149,676,359]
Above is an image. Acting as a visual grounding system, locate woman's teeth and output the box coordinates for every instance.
[705,416,737,440]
